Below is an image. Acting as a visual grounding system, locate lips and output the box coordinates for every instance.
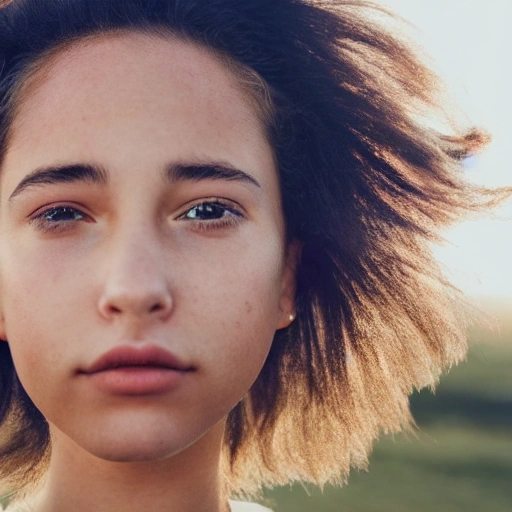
[82,345,191,374]
[80,345,193,395]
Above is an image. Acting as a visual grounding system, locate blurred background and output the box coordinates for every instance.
[266,313,512,512]
[266,1,512,511]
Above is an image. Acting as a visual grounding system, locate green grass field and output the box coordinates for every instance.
[265,299,512,512]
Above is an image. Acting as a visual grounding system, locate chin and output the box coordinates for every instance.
[55,412,224,465]
[81,428,198,463]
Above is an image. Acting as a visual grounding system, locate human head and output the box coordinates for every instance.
[0,0,497,497]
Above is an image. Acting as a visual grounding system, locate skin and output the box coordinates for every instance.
[0,32,296,512]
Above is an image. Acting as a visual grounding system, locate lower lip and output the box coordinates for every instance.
[86,367,186,395]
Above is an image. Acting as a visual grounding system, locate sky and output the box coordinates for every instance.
[377,0,512,298]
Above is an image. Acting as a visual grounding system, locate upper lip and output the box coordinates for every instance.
[80,345,192,374]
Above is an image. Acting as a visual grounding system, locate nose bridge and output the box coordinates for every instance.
[98,221,172,320]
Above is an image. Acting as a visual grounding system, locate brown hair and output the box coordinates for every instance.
[0,0,509,499]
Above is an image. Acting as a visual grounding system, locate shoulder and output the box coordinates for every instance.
[229,500,274,512]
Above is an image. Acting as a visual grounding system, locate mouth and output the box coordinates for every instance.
[79,345,193,395]
[82,345,192,374]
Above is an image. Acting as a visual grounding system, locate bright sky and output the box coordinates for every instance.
[378,0,512,298]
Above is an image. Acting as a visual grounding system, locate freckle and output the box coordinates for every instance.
[245,302,253,314]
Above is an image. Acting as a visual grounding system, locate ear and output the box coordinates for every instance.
[0,313,6,341]
[0,303,6,342]
[0,277,6,341]
[276,240,301,330]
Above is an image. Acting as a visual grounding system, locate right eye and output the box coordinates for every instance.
[30,205,89,233]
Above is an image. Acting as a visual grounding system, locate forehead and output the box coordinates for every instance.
[7,31,266,153]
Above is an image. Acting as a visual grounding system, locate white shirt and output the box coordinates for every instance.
[229,501,273,512]
[6,498,273,512]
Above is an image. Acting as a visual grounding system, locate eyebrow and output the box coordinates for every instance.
[166,163,261,189]
[9,163,108,201]
[8,161,261,202]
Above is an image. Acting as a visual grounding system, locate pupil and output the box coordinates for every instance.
[48,207,80,222]
[193,203,224,219]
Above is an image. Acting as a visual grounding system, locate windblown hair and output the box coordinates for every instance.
[0,0,508,498]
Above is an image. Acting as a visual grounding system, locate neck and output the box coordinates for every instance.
[24,423,229,512]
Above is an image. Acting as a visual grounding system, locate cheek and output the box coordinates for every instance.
[189,243,283,321]
[4,296,61,394]
[0,249,69,378]
[1,230,102,332]
[2,260,56,336]
[183,241,284,372]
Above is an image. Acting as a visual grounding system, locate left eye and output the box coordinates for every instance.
[180,202,238,221]
[176,200,244,231]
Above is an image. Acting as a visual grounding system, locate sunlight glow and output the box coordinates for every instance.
[379,0,512,298]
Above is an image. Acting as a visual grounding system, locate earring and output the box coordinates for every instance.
[288,313,295,322]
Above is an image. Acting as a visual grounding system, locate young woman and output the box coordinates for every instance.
[0,1,507,511]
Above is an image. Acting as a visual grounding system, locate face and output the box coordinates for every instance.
[0,33,295,462]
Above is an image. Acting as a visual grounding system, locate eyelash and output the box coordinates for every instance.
[29,199,244,234]
[176,199,244,231]
[29,205,88,233]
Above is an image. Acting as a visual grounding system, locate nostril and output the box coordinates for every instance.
[98,292,172,320]
[149,303,164,313]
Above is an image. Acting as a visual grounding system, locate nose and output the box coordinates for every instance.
[97,233,173,323]
[98,287,172,321]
